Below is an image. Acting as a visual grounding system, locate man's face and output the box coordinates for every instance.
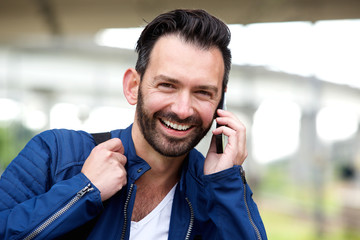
[135,35,224,157]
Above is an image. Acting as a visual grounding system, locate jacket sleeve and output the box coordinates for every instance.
[0,131,103,240]
[202,165,267,240]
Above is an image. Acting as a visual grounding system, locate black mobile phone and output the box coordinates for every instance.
[215,91,226,154]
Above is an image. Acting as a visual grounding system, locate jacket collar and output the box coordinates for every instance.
[116,124,151,182]
[115,124,205,185]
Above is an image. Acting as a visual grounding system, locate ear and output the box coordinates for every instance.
[123,68,140,105]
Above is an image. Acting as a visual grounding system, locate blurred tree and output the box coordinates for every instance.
[0,123,34,173]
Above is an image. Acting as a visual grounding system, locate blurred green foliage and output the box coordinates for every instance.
[262,208,360,240]
[0,123,34,173]
[258,160,360,240]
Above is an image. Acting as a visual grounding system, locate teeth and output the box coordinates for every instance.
[162,119,191,131]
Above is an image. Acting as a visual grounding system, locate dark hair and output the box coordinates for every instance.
[135,9,232,90]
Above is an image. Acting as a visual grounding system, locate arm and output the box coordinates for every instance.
[203,166,267,239]
[203,109,267,239]
[0,131,103,240]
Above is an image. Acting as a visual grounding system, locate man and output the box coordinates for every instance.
[0,9,267,240]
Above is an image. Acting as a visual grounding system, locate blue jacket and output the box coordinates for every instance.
[0,125,267,240]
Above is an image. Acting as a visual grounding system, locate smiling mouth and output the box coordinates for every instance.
[160,118,193,131]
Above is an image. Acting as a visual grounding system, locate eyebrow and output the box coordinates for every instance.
[154,74,220,94]
[154,75,180,84]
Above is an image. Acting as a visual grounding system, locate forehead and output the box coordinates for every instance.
[145,35,225,87]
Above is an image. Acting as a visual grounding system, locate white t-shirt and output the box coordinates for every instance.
[129,184,177,240]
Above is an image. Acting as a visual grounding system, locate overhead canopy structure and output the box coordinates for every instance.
[1,0,360,44]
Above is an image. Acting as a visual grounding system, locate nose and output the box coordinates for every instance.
[170,91,194,120]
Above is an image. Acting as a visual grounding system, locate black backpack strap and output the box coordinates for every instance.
[91,132,111,145]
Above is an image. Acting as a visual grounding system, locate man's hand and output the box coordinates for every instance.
[82,138,127,201]
[204,109,248,175]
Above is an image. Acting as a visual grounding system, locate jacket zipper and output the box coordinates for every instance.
[120,183,134,240]
[184,197,194,240]
[23,183,94,240]
[120,184,193,240]
[240,167,262,240]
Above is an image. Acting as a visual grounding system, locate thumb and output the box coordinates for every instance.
[99,138,125,154]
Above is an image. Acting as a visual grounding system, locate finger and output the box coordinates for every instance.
[216,108,235,118]
[212,125,236,139]
[99,138,124,154]
[215,117,240,132]
[213,115,245,134]
[112,152,127,165]
[212,124,247,153]
[215,110,243,130]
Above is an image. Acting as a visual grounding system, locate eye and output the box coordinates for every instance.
[157,82,176,92]
[158,82,173,88]
[196,90,213,98]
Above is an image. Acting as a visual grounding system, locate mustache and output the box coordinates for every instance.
[154,111,202,125]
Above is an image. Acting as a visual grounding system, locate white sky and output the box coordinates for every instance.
[229,19,360,89]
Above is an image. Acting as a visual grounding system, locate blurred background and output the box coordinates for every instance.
[1,0,360,239]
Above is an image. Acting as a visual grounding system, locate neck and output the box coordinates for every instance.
[131,122,185,184]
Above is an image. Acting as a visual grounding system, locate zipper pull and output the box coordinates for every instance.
[24,183,95,240]
[77,183,94,197]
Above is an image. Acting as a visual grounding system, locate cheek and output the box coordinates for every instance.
[197,104,216,126]
[144,93,170,113]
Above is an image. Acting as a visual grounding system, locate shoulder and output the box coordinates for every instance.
[1,129,95,195]
[41,128,93,142]
[29,129,94,155]
[32,128,92,143]
[31,129,96,178]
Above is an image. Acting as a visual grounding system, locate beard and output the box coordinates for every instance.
[136,87,213,157]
